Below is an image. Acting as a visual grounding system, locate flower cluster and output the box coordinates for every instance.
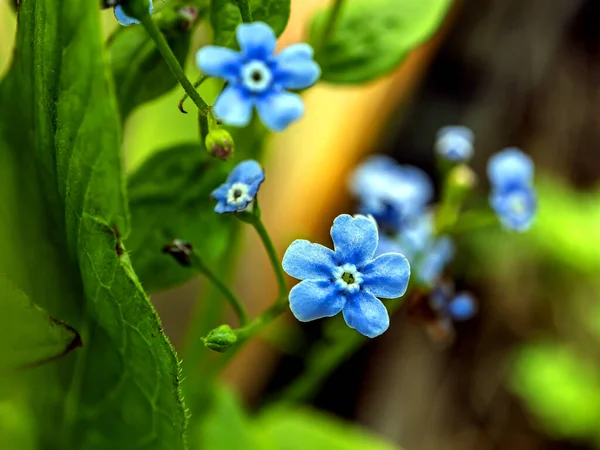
[351,156,451,287]
[196,22,321,131]
[487,148,537,231]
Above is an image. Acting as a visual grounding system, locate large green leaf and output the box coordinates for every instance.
[0,1,187,449]
[127,144,235,293]
[211,0,290,48]
[309,0,452,84]
[0,274,80,372]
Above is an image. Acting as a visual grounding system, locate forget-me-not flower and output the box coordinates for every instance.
[196,22,321,132]
[435,126,475,162]
[487,148,537,231]
[350,156,433,231]
[282,215,410,338]
[114,0,153,26]
[211,160,264,213]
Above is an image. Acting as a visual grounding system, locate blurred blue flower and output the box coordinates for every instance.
[430,282,477,321]
[282,215,410,338]
[375,212,453,287]
[435,126,474,162]
[211,160,264,213]
[350,155,433,231]
[114,1,153,26]
[487,148,537,231]
[196,22,320,131]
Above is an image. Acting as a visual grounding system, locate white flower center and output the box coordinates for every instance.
[333,263,363,294]
[227,182,252,207]
[241,61,273,93]
[507,192,528,217]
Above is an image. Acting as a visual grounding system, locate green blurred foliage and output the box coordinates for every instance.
[309,0,453,84]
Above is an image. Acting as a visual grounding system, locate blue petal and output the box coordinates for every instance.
[211,183,230,202]
[114,1,152,26]
[416,236,454,286]
[227,160,264,187]
[256,90,304,131]
[487,148,534,189]
[342,290,389,338]
[282,240,337,281]
[274,44,321,90]
[114,6,139,26]
[361,253,410,299]
[435,126,474,162]
[236,22,277,60]
[490,185,536,232]
[214,201,238,214]
[214,86,254,127]
[330,214,378,267]
[288,280,345,322]
[196,46,242,81]
[448,293,477,321]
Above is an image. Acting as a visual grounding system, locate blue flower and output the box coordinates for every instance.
[114,1,153,26]
[435,126,474,162]
[430,282,477,321]
[211,160,264,213]
[350,156,433,231]
[196,22,321,131]
[282,215,410,338]
[487,148,537,231]
[375,212,453,287]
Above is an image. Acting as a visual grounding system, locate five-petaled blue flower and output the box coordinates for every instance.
[350,156,433,232]
[196,22,321,132]
[282,215,410,338]
[487,148,537,231]
[435,126,475,162]
[211,160,265,213]
[114,0,153,26]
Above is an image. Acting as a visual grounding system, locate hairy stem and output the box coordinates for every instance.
[234,0,253,23]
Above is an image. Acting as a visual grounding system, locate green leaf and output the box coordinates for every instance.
[0,1,187,448]
[510,342,600,440]
[127,144,235,293]
[258,407,399,450]
[210,0,291,48]
[0,274,80,372]
[309,0,452,84]
[110,22,192,119]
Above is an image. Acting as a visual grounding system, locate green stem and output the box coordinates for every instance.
[190,252,249,326]
[179,75,210,114]
[234,0,253,23]
[320,0,345,49]
[251,214,288,304]
[139,14,210,115]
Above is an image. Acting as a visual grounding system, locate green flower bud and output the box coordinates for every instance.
[205,129,235,161]
[448,165,477,193]
[203,325,238,353]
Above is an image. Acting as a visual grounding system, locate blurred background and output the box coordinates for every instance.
[3,0,600,449]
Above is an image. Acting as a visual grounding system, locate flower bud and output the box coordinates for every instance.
[161,239,193,267]
[205,129,235,161]
[203,325,238,353]
[448,165,477,193]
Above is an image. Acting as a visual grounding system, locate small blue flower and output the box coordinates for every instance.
[114,1,153,26]
[487,148,537,231]
[435,126,475,162]
[430,282,477,321]
[350,156,433,231]
[415,236,454,286]
[211,160,264,213]
[196,22,321,131]
[282,215,410,338]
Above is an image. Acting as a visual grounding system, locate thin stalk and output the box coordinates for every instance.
[179,75,209,114]
[320,0,345,50]
[234,0,253,23]
[190,252,249,326]
[139,15,210,115]
[251,216,288,304]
